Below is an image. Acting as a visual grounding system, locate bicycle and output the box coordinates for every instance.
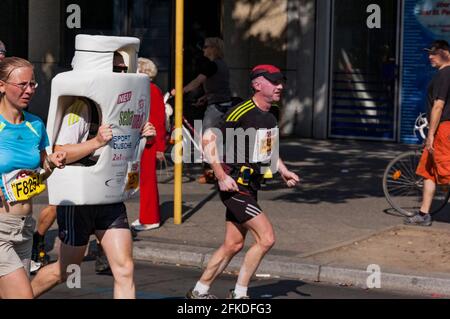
[157,94,244,184]
[382,113,450,217]
[156,93,206,183]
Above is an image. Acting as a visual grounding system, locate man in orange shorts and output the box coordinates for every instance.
[406,40,450,226]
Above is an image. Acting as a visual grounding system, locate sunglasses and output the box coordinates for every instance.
[113,65,128,73]
[5,80,38,91]
[266,78,286,86]
[0,50,6,55]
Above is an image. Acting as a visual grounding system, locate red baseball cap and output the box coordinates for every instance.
[250,64,286,82]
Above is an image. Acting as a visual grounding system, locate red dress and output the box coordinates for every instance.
[139,83,166,224]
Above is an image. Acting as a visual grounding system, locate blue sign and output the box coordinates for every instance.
[401,0,450,143]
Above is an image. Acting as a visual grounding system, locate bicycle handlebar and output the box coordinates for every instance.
[414,113,428,140]
[163,92,172,104]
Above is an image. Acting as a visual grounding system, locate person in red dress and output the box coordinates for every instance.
[132,58,167,231]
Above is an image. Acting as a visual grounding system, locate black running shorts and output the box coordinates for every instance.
[220,185,263,224]
[57,203,129,247]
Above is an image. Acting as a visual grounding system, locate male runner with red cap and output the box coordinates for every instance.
[186,64,299,299]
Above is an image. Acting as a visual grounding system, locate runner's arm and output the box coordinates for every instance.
[277,158,300,188]
[39,150,67,181]
[204,130,238,192]
[55,124,112,164]
[204,129,225,179]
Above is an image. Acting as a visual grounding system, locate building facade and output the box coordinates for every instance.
[1,0,448,143]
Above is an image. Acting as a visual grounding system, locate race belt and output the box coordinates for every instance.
[236,166,273,186]
[1,169,46,203]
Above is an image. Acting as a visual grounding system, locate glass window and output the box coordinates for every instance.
[329,0,399,140]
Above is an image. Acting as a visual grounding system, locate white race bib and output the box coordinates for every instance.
[251,128,279,163]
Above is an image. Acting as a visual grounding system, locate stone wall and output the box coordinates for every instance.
[223,0,318,137]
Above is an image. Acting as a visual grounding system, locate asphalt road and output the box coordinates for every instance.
[35,259,425,300]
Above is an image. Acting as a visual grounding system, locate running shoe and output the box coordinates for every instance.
[404,213,432,226]
[30,260,42,274]
[227,289,250,299]
[185,288,217,299]
[131,219,160,231]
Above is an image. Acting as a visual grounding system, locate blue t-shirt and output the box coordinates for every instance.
[0,111,50,192]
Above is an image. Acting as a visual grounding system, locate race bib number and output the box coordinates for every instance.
[125,172,139,190]
[2,169,46,203]
[125,162,140,191]
[252,128,279,163]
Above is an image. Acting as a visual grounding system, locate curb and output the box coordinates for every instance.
[296,225,399,259]
[133,240,450,297]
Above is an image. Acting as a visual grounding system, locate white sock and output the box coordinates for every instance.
[194,281,210,295]
[233,284,248,298]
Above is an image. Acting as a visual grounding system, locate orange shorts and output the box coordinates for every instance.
[416,121,450,184]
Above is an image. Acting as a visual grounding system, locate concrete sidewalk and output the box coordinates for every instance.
[34,138,450,297]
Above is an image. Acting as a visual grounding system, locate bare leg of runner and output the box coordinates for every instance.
[236,213,275,287]
[36,205,57,236]
[198,221,247,285]
[31,243,86,298]
[0,268,33,299]
[96,228,135,299]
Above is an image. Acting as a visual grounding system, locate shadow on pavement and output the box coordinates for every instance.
[159,201,198,225]
[432,205,450,223]
[266,139,417,205]
[249,280,311,298]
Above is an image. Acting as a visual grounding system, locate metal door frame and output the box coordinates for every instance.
[396,0,404,143]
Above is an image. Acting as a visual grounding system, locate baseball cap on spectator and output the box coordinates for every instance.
[423,40,450,54]
[250,64,286,83]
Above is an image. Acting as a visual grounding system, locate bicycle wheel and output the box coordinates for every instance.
[383,150,450,216]
[157,140,199,184]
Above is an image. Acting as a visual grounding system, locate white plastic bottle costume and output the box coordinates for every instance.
[46,35,150,205]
